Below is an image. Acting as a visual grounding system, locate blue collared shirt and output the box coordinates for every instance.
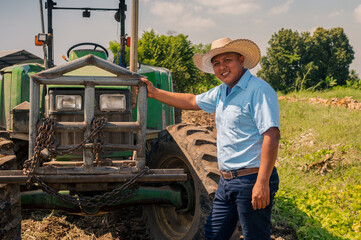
[196,69,280,170]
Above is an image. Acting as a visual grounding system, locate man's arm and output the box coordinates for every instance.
[251,127,280,210]
[141,78,201,110]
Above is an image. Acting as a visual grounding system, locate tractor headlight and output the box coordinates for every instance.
[56,95,82,111]
[100,94,126,111]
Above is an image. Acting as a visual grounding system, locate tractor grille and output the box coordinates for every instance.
[48,88,132,157]
[52,113,132,147]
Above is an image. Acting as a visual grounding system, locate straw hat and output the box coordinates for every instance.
[193,37,261,74]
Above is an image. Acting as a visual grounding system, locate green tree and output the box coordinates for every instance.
[346,69,361,89]
[191,43,220,93]
[308,27,354,87]
[258,27,355,92]
[257,28,312,92]
[110,30,219,93]
[193,43,211,54]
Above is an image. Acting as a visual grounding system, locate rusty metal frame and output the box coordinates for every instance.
[29,54,147,175]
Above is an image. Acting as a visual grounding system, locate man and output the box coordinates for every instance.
[141,37,280,240]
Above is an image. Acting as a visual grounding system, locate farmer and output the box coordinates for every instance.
[141,37,280,240]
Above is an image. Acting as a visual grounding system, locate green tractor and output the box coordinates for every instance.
[0,1,226,239]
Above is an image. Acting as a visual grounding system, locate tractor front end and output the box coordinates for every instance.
[25,54,187,213]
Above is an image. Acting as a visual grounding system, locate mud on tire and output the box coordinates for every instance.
[0,131,21,240]
[144,123,220,240]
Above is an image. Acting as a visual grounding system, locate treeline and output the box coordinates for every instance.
[258,27,357,92]
[109,27,360,94]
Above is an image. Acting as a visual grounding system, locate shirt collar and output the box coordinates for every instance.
[235,69,251,90]
[221,68,251,91]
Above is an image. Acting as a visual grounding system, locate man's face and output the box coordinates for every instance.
[211,52,245,88]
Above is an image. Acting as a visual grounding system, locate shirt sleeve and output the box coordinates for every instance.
[251,84,280,135]
[195,86,221,114]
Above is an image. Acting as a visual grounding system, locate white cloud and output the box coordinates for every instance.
[354,4,361,23]
[150,2,184,18]
[328,9,344,18]
[195,0,261,15]
[149,1,216,31]
[268,0,293,15]
[252,18,264,25]
[181,15,215,29]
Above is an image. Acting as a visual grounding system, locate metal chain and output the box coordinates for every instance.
[33,167,149,208]
[23,117,149,209]
[44,117,57,155]
[23,117,107,173]
[23,118,56,185]
[91,117,107,164]
[55,117,108,156]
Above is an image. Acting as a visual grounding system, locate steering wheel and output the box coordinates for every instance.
[66,42,109,58]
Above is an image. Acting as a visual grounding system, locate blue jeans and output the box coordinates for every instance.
[204,168,279,240]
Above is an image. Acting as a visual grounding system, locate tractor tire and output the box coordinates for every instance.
[0,131,21,240]
[143,123,221,240]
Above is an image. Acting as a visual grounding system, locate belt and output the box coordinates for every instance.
[220,167,259,180]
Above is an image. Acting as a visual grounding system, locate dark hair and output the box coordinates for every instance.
[211,52,242,63]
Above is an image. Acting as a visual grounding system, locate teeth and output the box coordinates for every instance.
[221,71,229,76]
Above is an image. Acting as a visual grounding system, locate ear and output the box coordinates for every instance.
[239,55,245,67]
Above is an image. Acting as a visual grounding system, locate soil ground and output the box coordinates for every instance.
[21,110,295,240]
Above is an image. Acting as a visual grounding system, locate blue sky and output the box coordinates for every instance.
[1,0,361,76]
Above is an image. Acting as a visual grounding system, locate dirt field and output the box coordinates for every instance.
[21,110,295,240]
[22,208,149,240]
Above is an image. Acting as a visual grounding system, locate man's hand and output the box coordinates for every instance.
[252,181,270,210]
[137,77,200,110]
[139,77,157,98]
[252,127,280,210]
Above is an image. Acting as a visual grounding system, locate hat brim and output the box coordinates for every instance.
[193,39,261,74]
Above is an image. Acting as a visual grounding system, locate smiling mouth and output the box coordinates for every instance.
[221,71,230,77]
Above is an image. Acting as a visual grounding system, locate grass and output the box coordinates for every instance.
[274,87,361,239]
[280,86,361,102]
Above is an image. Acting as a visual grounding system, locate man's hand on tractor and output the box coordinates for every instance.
[139,78,157,98]
[138,77,199,110]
